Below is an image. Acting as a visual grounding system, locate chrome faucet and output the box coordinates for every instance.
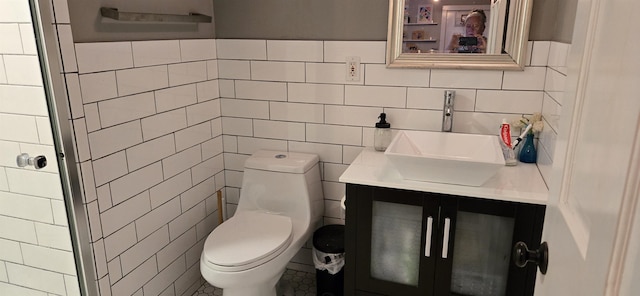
[442,90,455,132]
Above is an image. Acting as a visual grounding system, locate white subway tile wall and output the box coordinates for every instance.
[0,58,7,84]
[0,24,23,54]
[267,40,324,62]
[65,73,84,118]
[168,61,208,87]
[131,40,182,68]
[69,33,222,295]
[181,40,217,63]
[323,41,386,63]
[79,71,119,103]
[55,24,76,73]
[3,55,43,86]
[538,43,569,186]
[306,62,364,85]
[530,41,551,66]
[0,0,81,295]
[117,65,170,96]
[75,42,134,74]
[365,64,430,87]
[18,24,38,54]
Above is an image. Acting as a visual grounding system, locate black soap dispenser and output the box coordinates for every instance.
[374,113,391,151]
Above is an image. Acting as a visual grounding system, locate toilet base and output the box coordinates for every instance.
[202,259,286,296]
[214,272,298,296]
[221,285,277,296]
[218,273,297,296]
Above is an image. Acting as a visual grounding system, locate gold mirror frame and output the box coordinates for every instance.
[386,0,533,70]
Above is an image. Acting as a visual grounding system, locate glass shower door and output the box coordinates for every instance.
[0,0,92,295]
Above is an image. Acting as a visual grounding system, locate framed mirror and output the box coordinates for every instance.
[387,0,533,70]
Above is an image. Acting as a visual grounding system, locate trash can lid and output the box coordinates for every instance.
[313,224,345,254]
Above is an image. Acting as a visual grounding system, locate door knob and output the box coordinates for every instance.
[16,153,47,169]
[513,241,548,274]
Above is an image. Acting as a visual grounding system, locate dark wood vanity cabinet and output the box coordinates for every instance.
[344,184,546,296]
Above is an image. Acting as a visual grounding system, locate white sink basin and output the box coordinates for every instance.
[384,131,505,186]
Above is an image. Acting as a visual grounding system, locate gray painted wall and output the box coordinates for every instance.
[212,0,389,41]
[69,0,577,43]
[213,0,577,42]
[529,0,578,43]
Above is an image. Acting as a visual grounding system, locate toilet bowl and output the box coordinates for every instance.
[200,150,324,296]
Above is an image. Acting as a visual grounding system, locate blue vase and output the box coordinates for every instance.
[519,133,537,163]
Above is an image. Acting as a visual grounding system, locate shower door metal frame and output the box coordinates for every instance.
[29,0,98,294]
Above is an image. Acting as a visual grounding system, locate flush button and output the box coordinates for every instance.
[275,154,287,159]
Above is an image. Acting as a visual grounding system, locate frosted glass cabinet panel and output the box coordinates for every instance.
[450,212,515,296]
[344,184,546,296]
[371,201,423,286]
[347,184,438,295]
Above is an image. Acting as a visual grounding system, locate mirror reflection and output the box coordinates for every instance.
[388,0,532,70]
[446,9,488,53]
[401,0,495,54]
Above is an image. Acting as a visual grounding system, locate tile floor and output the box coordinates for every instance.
[193,269,317,296]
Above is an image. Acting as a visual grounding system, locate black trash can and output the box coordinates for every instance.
[312,224,345,296]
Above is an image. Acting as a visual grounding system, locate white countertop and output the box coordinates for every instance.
[339,148,549,205]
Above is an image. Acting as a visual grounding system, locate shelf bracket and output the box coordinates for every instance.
[100,7,212,23]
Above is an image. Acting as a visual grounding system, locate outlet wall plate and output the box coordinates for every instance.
[346,56,361,81]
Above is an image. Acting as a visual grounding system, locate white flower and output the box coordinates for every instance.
[532,120,544,133]
[512,112,544,134]
[510,118,527,129]
[531,112,542,123]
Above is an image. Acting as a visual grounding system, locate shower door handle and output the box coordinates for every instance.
[16,153,47,169]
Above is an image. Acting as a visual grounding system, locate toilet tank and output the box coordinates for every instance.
[244,150,318,173]
[237,150,324,223]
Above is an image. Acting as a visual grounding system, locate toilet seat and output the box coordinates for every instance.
[202,211,293,272]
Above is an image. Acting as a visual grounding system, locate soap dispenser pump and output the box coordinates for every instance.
[374,113,391,151]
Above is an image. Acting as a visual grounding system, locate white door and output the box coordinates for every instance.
[534,0,640,295]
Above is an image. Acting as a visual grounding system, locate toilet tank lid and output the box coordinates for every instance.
[245,150,319,174]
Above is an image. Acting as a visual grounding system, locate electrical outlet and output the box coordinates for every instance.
[346,56,361,81]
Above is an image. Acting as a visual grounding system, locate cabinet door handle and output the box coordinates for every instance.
[442,217,451,258]
[424,216,433,257]
[513,241,549,274]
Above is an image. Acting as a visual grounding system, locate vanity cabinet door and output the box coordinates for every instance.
[346,184,438,295]
[434,195,545,296]
[344,185,545,296]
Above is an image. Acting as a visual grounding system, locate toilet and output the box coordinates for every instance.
[200,150,324,296]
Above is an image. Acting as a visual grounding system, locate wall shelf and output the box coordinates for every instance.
[100,7,212,23]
